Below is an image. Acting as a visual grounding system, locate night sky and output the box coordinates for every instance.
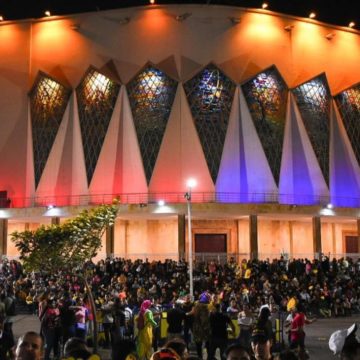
[0,0,359,29]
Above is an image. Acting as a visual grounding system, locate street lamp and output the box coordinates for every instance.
[184,178,197,300]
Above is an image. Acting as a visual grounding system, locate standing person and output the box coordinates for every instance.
[289,303,315,359]
[251,306,273,360]
[182,295,193,349]
[42,298,61,360]
[187,292,211,359]
[71,298,88,340]
[208,303,235,360]
[0,315,15,360]
[101,294,114,348]
[136,299,157,360]
[59,293,76,345]
[237,303,253,351]
[167,302,186,341]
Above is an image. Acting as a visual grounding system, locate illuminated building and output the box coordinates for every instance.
[0,5,359,260]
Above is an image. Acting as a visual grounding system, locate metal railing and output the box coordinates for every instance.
[4,191,360,209]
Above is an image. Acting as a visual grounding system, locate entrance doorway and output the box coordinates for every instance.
[195,233,227,253]
[345,235,359,254]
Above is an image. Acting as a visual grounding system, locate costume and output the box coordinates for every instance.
[137,300,157,360]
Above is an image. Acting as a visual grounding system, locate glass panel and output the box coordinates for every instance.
[29,72,71,188]
[184,64,236,183]
[292,74,331,185]
[127,65,178,183]
[76,68,120,184]
[335,83,360,166]
[242,66,288,184]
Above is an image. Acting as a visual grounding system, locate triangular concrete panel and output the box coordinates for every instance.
[113,59,141,85]
[89,87,123,198]
[287,94,328,203]
[156,56,180,81]
[36,98,71,202]
[330,100,360,207]
[149,84,214,201]
[216,86,241,201]
[238,88,277,203]
[66,93,89,204]
[121,88,148,201]
[180,56,203,81]
[279,93,313,204]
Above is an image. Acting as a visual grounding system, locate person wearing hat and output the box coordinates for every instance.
[329,323,360,359]
[186,292,211,359]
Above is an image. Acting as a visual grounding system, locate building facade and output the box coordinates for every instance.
[0,4,359,260]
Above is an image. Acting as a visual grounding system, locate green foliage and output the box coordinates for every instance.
[11,203,118,273]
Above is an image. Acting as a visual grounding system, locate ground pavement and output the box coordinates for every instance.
[12,314,360,359]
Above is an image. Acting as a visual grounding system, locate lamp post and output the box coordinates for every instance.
[185,178,197,300]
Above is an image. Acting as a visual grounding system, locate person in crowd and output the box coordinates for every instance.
[59,292,77,344]
[181,295,193,349]
[150,338,188,360]
[187,292,211,359]
[136,299,157,360]
[289,303,315,358]
[63,337,92,358]
[71,297,88,340]
[251,306,273,360]
[42,297,61,360]
[101,294,114,348]
[113,297,127,341]
[237,303,253,351]
[15,331,43,360]
[224,343,251,360]
[0,314,14,360]
[208,303,235,360]
[166,302,186,341]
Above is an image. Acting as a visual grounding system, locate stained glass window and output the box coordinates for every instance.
[335,83,360,166]
[29,72,71,188]
[76,67,120,184]
[127,65,178,183]
[241,66,288,184]
[292,74,331,185]
[184,64,236,183]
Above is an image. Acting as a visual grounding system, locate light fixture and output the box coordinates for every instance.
[284,25,294,31]
[325,33,336,40]
[262,2,269,10]
[229,16,241,25]
[158,200,165,206]
[309,12,316,19]
[149,0,155,4]
[0,15,3,21]
[47,204,55,210]
[326,203,334,209]
[45,10,51,17]
[348,21,355,28]
[186,178,197,189]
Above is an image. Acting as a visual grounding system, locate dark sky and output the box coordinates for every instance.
[0,0,359,29]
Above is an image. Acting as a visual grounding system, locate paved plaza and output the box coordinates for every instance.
[12,313,360,359]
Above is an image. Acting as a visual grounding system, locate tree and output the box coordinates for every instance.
[11,202,118,353]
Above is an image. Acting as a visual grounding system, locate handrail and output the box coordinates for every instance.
[3,191,360,209]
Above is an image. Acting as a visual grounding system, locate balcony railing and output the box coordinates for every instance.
[3,191,360,209]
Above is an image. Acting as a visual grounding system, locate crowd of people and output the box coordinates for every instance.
[1,255,360,359]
